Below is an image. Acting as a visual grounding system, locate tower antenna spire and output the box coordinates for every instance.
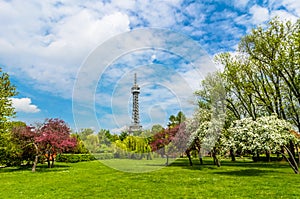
[129,73,142,134]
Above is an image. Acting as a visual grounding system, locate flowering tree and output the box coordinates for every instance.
[11,125,41,172]
[225,115,300,174]
[150,125,180,165]
[11,119,77,171]
[184,108,224,167]
[36,118,77,168]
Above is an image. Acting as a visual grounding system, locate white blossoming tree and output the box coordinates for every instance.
[225,115,300,174]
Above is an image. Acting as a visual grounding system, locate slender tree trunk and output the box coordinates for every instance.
[212,147,220,167]
[32,143,39,172]
[281,146,299,174]
[198,149,203,165]
[297,145,300,166]
[186,149,193,166]
[47,152,51,168]
[266,150,271,162]
[51,155,55,168]
[230,148,236,161]
[165,154,169,166]
[289,141,296,162]
[32,155,38,172]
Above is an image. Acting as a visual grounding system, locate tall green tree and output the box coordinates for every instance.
[0,69,17,165]
[215,18,300,131]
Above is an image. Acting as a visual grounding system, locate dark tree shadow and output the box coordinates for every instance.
[213,169,273,176]
[165,157,291,173]
[0,163,70,173]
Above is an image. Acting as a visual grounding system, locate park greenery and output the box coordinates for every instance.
[0,16,300,197]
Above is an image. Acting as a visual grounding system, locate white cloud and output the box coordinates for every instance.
[110,125,128,134]
[11,98,40,113]
[270,9,299,22]
[0,1,130,98]
[281,0,300,16]
[249,5,270,24]
[233,0,250,9]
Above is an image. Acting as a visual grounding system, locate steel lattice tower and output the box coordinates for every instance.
[129,73,142,134]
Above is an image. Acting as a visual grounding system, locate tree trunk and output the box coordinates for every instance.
[297,145,300,166]
[32,155,38,172]
[186,149,193,166]
[281,146,299,174]
[198,150,203,165]
[32,143,39,172]
[266,150,271,162]
[51,155,55,168]
[289,141,296,163]
[47,152,51,168]
[230,148,236,161]
[212,147,220,167]
[165,154,169,166]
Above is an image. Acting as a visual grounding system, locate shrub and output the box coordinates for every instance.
[56,154,96,163]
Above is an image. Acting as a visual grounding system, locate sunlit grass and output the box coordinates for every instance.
[0,158,299,198]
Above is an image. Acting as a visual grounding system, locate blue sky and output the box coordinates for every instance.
[1,0,299,133]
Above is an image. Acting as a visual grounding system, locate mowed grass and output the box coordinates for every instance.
[0,158,299,199]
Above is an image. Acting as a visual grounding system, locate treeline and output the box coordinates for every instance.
[172,18,300,174]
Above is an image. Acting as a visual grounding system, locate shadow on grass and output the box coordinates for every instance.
[166,157,291,173]
[0,163,70,173]
[213,169,273,176]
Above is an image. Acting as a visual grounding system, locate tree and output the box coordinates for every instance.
[11,125,39,171]
[150,125,180,165]
[225,115,300,174]
[186,72,226,167]
[78,128,94,140]
[215,18,300,131]
[113,135,152,159]
[0,68,17,165]
[9,121,32,166]
[215,18,300,162]
[69,134,89,154]
[168,111,186,128]
[151,124,164,134]
[119,131,128,141]
[35,118,77,168]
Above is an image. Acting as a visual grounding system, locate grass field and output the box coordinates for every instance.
[0,158,299,198]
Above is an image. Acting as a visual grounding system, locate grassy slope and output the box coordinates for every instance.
[0,158,299,199]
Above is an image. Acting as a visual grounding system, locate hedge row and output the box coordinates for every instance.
[92,153,114,160]
[56,154,96,163]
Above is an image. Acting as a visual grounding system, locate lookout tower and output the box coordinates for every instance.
[129,73,142,134]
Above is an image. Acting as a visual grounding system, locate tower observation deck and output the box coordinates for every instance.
[129,73,142,134]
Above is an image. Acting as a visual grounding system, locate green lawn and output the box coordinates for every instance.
[0,158,299,199]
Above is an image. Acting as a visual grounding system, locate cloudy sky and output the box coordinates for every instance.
[1,0,299,133]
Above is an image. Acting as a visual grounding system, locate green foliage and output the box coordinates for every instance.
[113,136,152,159]
[151,124,164,134]
[215,18,300,130]
[77,128,114,153]
[69,134,89,154]
[0,69,17,165]
[56,154,96,163]
[168,111,186,128]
